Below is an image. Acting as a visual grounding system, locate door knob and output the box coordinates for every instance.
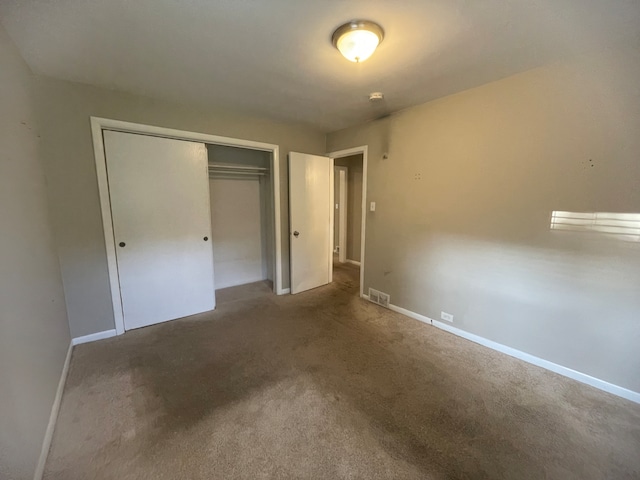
[293,231,300,237]
[203,236,209,241]
[119,242,126,247]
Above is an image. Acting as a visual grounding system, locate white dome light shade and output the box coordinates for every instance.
[332,21,384,63]
[336,29,379,62]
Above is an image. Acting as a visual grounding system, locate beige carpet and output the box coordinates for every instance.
[44,263,640,479]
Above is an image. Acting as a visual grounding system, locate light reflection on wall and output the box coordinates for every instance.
[550,211,640,242]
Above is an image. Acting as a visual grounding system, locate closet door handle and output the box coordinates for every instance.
[293,231,300,237]
[119,242,126,247]
[203,236,209,241]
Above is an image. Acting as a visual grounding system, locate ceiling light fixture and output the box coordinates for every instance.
[332,20,384,63]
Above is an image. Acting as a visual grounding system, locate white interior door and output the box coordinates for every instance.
[104,130,215,331]
[289,152,333,294]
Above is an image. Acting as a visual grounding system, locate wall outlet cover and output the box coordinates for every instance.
[441,311,454,322]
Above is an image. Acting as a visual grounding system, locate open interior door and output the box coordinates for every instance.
[288,152,333,294]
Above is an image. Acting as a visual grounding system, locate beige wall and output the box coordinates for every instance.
[327,47,640,393]
[32,77,326,338]
[209,177,265,289]
[0,26,71,479]
[335,155,364,262]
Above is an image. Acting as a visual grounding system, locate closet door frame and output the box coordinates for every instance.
[91,117,282,336]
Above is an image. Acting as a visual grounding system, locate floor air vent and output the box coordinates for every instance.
[368,288,390,308]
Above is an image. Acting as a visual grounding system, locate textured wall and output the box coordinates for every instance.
[32,77,326,338]
[0,26,70,479]
[327,48,640,393]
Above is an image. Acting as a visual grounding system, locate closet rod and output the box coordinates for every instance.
[208,171,266,177]
[208,163,268,172]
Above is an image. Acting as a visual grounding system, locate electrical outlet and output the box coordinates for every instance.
[440,311,454,322]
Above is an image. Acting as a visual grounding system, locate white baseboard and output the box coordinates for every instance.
[34,342,73,480]
[388,303,432,325]
[72,329,117,346]
[346,259,361,266]
[277,288,290,295]
[386,303,640,404]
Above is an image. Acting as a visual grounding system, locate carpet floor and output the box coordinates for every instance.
[44,263,640,479]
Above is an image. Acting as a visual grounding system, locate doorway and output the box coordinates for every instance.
[328,147,368,297]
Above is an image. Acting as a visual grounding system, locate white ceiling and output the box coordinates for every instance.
[1,0,639,132]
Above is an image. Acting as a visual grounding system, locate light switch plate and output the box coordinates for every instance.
[370,201,376,212]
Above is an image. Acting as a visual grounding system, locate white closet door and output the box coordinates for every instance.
[289,152,333,294]
[104,130,215,331]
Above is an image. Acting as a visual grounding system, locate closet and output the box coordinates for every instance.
[101,128,276,333]
[207,144,274,291]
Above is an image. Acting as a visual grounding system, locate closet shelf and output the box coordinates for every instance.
[209,171,266,177]
[208,163,267,171]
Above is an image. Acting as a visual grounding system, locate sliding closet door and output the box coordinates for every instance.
[104,130,215,331]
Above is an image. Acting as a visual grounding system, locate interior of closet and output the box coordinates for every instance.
[206,144,274,292]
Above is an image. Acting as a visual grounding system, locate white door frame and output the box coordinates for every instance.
[91,117,283,336]
[327,146,368,298]
[334,166,348,263]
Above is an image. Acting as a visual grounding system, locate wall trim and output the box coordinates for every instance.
[72,329,117,346]
[387,303,432,324]
[384,302,640,404]
[90,117,282,335]
[346,259,361,266]
[334,166,348,264]
[33,342,73,480]
[278,288,291,295]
